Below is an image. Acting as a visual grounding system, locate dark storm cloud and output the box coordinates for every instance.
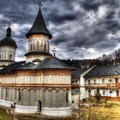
[81,0,103,11]
[0,0,120,60]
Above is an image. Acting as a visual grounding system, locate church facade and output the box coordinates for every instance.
[0,2,75,116]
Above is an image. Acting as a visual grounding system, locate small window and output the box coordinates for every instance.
[30,44,32,51]
[18,91,21,101]
[103,91,106,95]
[94,80,97,84]
[72,81,74,83]
[108,79,112,83]
[109,91,113,94]
[10,54,12,60]
[6,89,8,99]
[88,80,90,84]
[66,92,68,103]
[94,91,97,95]
[44,43,46,51]
[76,89,79,92]
[75,80,77,84]
[102,79,105,84]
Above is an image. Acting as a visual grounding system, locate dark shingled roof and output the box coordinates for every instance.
[0,27,17,48]
[0,61,25,73]
[26,9,52,39]
[36,57,76,69]
[71,68,89,79]
[85,64,120,77]
[0,57,75,73]
[16,62,36,70]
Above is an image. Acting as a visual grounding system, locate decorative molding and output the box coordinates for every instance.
[29,34,49,40]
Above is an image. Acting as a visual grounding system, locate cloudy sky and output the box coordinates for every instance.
[0,0,120,61]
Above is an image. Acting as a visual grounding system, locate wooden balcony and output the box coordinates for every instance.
[72,83,80,88]
[85,83,120,89]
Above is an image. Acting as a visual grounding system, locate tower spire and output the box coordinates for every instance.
[6,21,11,37]
[26,0,52,39]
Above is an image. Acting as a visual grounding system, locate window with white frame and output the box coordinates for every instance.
[102,79,105,84]
[109,90,113,94]
[103,91,106,95]
[88,79,90,84]
[94,79,97,84]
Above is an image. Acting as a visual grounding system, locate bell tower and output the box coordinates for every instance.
[25,0,52,62]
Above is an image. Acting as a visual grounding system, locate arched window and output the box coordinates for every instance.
[44,43,46,51]
[30,44,32,51]
[6,89,8,100]
[18,91,21,101]
[66,92,68,103]
[10,54,12,60]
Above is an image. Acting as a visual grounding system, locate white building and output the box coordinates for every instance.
[72,64,120,102]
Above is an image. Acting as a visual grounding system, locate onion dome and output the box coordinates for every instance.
[0,26,17,48]
[26,9,52,39]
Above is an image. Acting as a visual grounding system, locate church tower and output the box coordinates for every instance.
[0,22,17,66]
[25,1,52,62]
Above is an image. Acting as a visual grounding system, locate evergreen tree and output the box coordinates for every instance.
[95,87,101,102]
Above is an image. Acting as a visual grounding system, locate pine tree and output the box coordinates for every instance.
[95,87,101,102]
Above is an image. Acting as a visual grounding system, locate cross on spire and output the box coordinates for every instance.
[37,0,43,10]
[8,21,11,28]
[52,47,57,57]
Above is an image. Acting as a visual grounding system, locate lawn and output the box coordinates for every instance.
[71,102,120,120]
[0,102,120,120]
[0,108,13,120]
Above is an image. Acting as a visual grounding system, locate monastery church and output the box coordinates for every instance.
[0,1,75,116]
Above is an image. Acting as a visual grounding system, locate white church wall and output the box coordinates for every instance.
[15,105,37,113]
[41,107,71,116]
[0,46,16,61]
[0,87,1,100]
[0,100,12,107]
[29,89,37,106]
[22,89,29,106]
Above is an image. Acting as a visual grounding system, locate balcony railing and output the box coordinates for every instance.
[85,83,120,88]
[72,83,80,87]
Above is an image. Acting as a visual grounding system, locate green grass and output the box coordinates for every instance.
[0,108,13,120]
[0,103,120,120]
